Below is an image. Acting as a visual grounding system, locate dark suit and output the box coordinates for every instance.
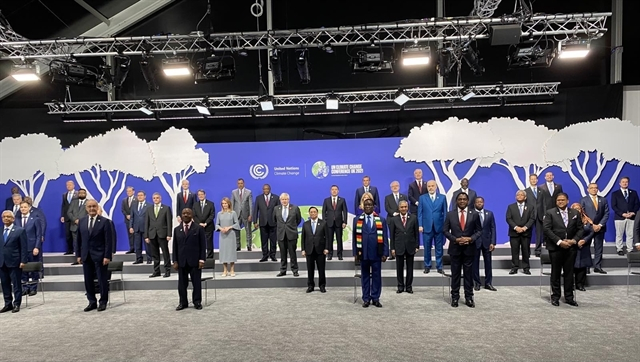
[352,214,389,303]
[130,200,152,262]
[580,195,609,269]
[543,207,583,302]
[384,193,408,217]
[408,180,427,214]
[506,202,536,271]
[322,196,348,258]
[76,215,113,306]
[525,185,545,253]
[273,204,302,273]
[389,213,419,290]
[450,189,477,211]
[354,186,380,214]
[144,204,173,275]
[193,199,215,259]
[176,190,196,218]
[15,214,43,292]
[473,209,496,286]
[0,225,28,308]
[301,218,330,288]
[68,199,88,254]
[443,209,483,301]
[121,195,135,252]
[253,193,279,259]
[61,191,78,253]
[172,222,206,307]
[4,197,14,212]
[610,188,640,252]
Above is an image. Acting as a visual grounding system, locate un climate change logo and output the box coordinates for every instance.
[250,164,269,179]
[311,161,329,179]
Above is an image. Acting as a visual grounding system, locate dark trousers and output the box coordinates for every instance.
[22,252,40,292]
[64,221,74,253]
[149,236,171,274]
[235,216,251,249]
[549,248,577,302]
[473,246,493,286]
[0,264,22,307]
[361,259,382,302]
[395,253,414,289]
[82,255,109,305]
[534,220,544,254]
[510,234,531,271]
[178,264,202,306]
[574,267,587,288]
[71,229,80,254]
[450,248,474,300]
[592,231,605,269]
[278,238,298,273]
[328,224,343,257]
[127,227,134,251]
[260,225,277,258]
[305,250,326,287]
[205,230,214,259]
[133,232,152,262]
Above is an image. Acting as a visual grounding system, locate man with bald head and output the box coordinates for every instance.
[506,190,536,274]
[418,180,448,274]
[408,169,427,215]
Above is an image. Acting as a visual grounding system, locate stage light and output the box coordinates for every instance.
[461,45,484,76]
[11,64,40,81]
[270,49,283,87]
[437,48,453,77]
[50,60,99,88]
[351,47,394,73]
[296,49,310,84]
[162,57,191,76]
[196,105,210,115]
[401,46,430,66]
[460,86,475,101]
[113,55,131,88]
[508,40,556,69]
[194,55,236,83]
[139,99,154,115]
[140,55,159,91]
[259,96,274,111]
[394,90,409,106]
[558,40,590,59]
[326,94,339,110]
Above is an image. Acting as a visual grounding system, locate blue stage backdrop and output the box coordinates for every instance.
[0,120,638,253]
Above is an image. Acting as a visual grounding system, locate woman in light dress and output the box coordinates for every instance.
[216,197,239,277]
[359,192,379,215]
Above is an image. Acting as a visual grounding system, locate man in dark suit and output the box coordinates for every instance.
[389,200,419,293]
[172,208,206,310]
[67,189,88,265]
[75,200,113,312]
[384,181,408,218]
[4,186,20,212]
[418,180,448,274]
[580,182,610,273]
[273,193,302,277]
[145,193,173,278]
[506,190,536,275]
[525,174,544,257]
[353,199,388,308]
[634,216,640,251]
[472,197,497,291]
[610,176,639,255]
[322,185,348,260]
[15,202,43,296]
[450,178,477,211]
[443,192,483,308]
[408,169,428,215]
[60,180,77,255]
[354,175,380,214]
[193,190,215,259]
[121,186,135,254]
[130,191,152,264]
[0,210,27,313]
[301,207,330,293]
[543,192,583,307]
[7,194,21,217]
[22,196,46,241]
[538,172,563,255]
[253,184,279,262]
[176,179,196,223]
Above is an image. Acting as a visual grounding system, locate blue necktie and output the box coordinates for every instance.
[519,204,523,217]
[367,215,372,229]
[68,192,72,203]
[624,190,628,200]
[3,228,9,243]
[312,221,316,234]
[533,187,537,199]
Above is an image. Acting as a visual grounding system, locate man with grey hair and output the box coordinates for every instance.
[121,186,136,254]
[385,181,407,261]
[9,194,21,216]
[273,193,302,277]
[4,187,20,213]
[506,190,535,275]
[145,192,173,278]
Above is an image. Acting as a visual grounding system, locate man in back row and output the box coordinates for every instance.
[322,185,347,260]
[232,179,253,251]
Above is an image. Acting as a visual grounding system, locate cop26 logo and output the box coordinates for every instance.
[250,164,269,179]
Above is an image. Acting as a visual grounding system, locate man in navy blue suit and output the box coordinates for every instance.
[353,199,388,308]
[443,192,483,308]
[15,202,43,296]
[172,208,206,310]
[130,191,152,264]
[610,176,640,255]
[472,197,497,291]
[354,176,380,214]
[0,210,28,313]
[418,180,448,274]
[76,199,113,312]
[4,187,20,212]
[580,183,610,273]
[408,169,428,215]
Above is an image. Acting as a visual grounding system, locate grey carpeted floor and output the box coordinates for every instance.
[2,286,639,362]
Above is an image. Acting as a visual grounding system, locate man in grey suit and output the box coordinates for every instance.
[231,178,253,251]
[580,182,610,274]
[67,189,88,265]
[450,178,477,211]
[273,193,302,277]
[121,186,135,254]
[145,193,173,278]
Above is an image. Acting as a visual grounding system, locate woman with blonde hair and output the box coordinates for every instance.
[570,202,594,291]
[216,197,240,277]
[359,192,379,215]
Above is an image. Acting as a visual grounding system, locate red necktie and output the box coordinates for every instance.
[402,216,406,227]
[265,195,268,204]
[184,224,189,235]
[183,192,187,203]
[460,210,465,231]
[332,198,337,210]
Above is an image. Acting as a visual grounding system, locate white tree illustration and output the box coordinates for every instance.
[480,117,556,190]
[57,127,155,218]
[544,118,640,196]
[149,127,210,220]
[0,134,63,207]
[395,117,503,206]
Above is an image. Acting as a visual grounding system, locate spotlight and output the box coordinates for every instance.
[196,97,211,116]
[113,55,131,88]
[351,47,394,73]
[461,45,484,76]
[394,90,409,106]
[460,86,475,101]
[49,60,99,88]
[401,45,431,66]
[162,57,191,77]
[326,94,339,110]
[51,100,67,112]
[322,43,333,53]
[11,64,40,82]
[259,96,274,111]
[194,55,236,83]
[508,40,556,69]
[558,39,590,59]
[140,54,159,91]
[437,48,453,77]
[139,99,154,115]
[296,49,311,84]
[270,49,283,87]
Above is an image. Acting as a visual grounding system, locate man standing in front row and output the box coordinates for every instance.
[173,208,206,311]
[473,197,497,291]
[274,193,302,277]
[0,211,27,314]
[301,207,330,293]
[389,200,419,294]
[232,178,253,251]
[580,183,609,274]
[145,193,173,278]
[76,200,113,312]
[506,190,535,275]
[322,185,347,260]
[253,184,279,262]
[418,180,447,274]
[353,199,389,308]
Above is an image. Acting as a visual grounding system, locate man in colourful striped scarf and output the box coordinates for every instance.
[353,199,389,308]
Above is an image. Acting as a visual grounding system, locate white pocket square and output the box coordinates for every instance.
[572,215,577,219]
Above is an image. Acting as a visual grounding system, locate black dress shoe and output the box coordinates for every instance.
[437,269,444,274]
[388,256,395,260]
[509,269,518,275]
[474,284,481,291]
[71,262,80,265]
[12,306,20,313]
[372,300,382,308]
[406,288,413,294]
[125,250,135,254]
[84,304,98,312]
[247,247,252,251]
[484,285,497,291]
[147,260,152,264]
[0,305,12,313]
[97,304,107,312]
[523,270,531,275]
[396,288,404,294]
[423,268,430,274]
[176,304,186,311]
[236,247,241,251]
[163,272,171,278]
[566,300,579,307]
[594,268,607,274]
[465,299,475,308]
[149,273,161,278]
[451,299,459,308]
[577,286,586,291]
[276,272,286,277]
[617,250,624,256]
[259,258,268,262]
[535,252,541,257]
[338,256,343,260]
[194,303,203,310]
[132,260,143,265]
[64,251,74,255]
[327,256,333,260]
[362,301,370,308]
[551,300,560,306]
[319,286,326,293]
[29,290,37,296]
[306,287,314,293]
[270,257,277,262]
[293,272,300,277]
[587,268,591,274]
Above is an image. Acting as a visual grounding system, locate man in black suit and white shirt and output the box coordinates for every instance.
[389,200,419,293]
[506,190,536,275]
[145,193,173,278]
[450,178,477,211]
[176,180,196,223]
[68,189,88,265]
[121,186,135,254]
[253,184,279,262]
[354,176,380,214]
[524,174,544,257]
[60,180,77,255]
[274,193,302,277]
[543,192,582,307]
[193,190,215,259]
[384,180,408,218]
[322,185,348,260]
[0,210,27,313]
[408,169,427,215]
[301,207,330,293]
[172,208,206,310]
[538,172,563,255]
